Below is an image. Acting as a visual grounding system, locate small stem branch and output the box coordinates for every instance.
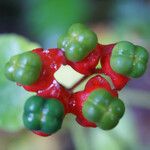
[68,76,89,91]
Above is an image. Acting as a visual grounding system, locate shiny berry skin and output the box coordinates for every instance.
[57,23,98,62]
[69,75,118,128]
[5,52,42,85]
[110,41,149,78]
[82,89,125,130]
[23,96,65,135]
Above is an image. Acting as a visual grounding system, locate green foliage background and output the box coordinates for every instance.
[0,34,40,132]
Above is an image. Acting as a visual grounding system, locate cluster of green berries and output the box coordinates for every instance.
[4,23,149,136]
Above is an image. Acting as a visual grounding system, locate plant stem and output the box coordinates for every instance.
[68,76,89,91]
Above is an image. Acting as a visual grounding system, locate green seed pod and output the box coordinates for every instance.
[57,23,98,62]
[82,89,125,130]
[4,52,42,85]
[110,41,149,78]
[23,96,65,134]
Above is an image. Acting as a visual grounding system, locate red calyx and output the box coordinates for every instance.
[23,48,65,92]
[68,75,118,128]
[66,44,102,75]
[19,43,130,136]
[22,48,71,113]
[101,53,130,91]
[33,131,50,137]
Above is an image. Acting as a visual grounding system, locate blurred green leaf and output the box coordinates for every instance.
[0,131,61,150]
[25,0,90,47]
[67,108,139,150]
[88,109,139,150]
[0,34,40,132]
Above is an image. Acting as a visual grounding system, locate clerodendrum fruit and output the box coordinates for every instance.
[3,23,150,136]
[82,89,125,130]
[5,52,42,85]
[110,41,149,78]
[57,23,98,62]
[23,96,65,135]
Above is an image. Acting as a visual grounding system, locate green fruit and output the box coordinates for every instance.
[0,34,40,132]
[5,52,42,85]
[110,41,149,78]
[57,23,98,62]
[82,89,125,130]
[23,96,65,134]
